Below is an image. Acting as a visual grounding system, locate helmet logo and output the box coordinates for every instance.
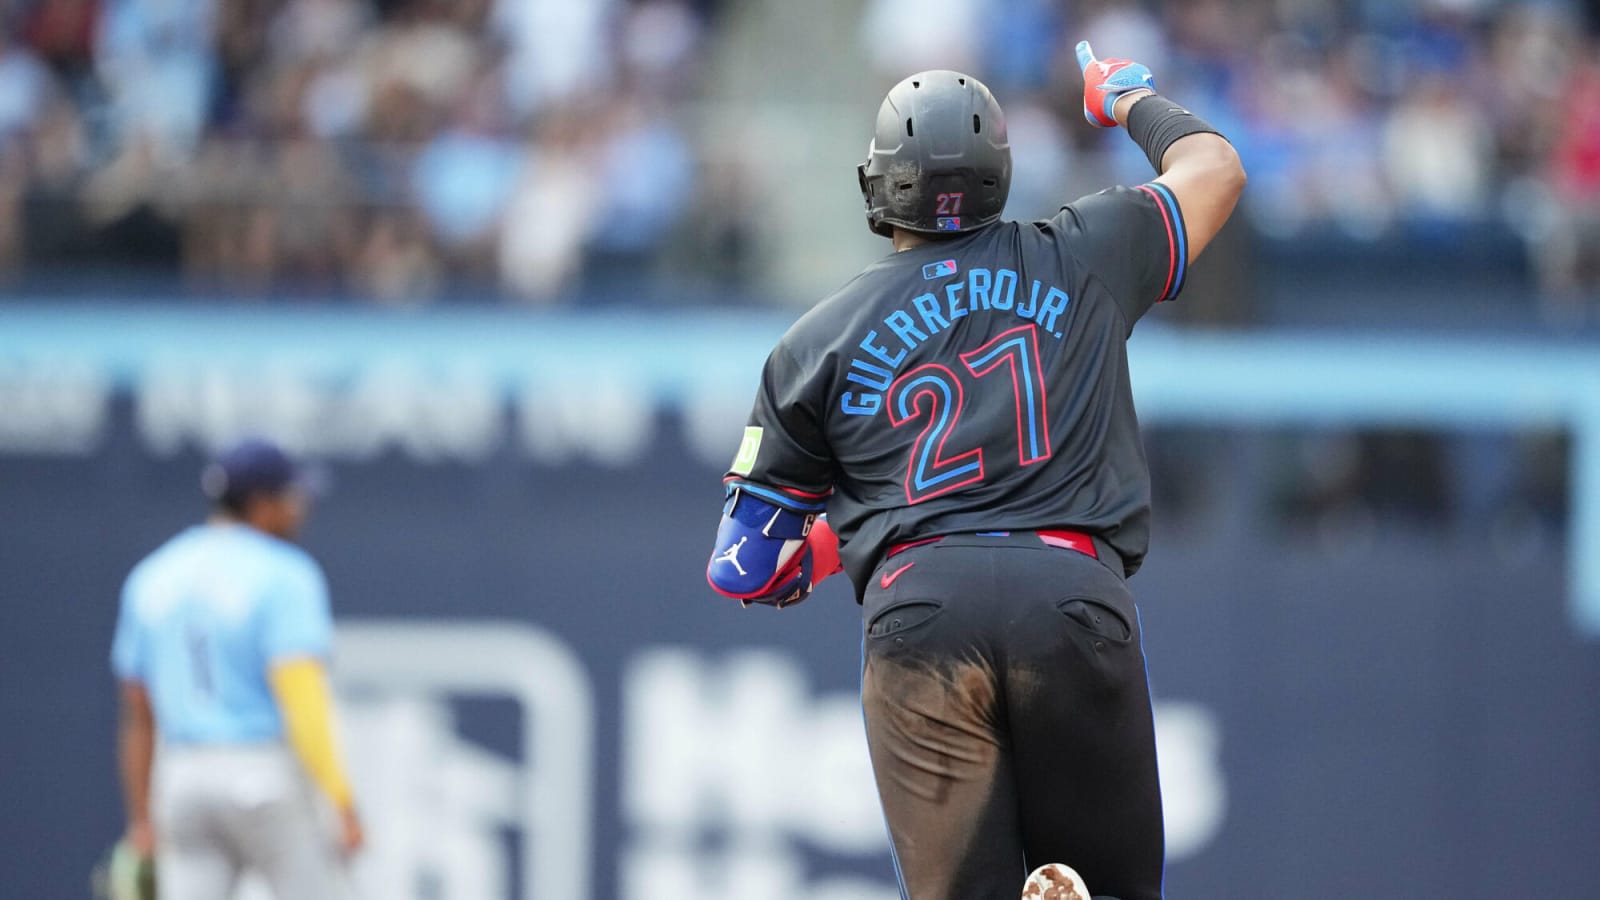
[934,193,965,231]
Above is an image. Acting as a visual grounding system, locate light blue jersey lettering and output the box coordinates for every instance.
[911,293,951,335]
[1017,280,1041,318]
[859,330,905,368]
[969,268,992,310]
[991,269,1018,310]
[885,310,929,350]
[837,273,1071,415]
[1037,287,1071,333]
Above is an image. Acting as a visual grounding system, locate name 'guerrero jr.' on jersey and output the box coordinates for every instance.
[725,181,1190,596]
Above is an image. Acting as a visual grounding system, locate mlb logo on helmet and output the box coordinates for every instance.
[922,259,958,280]
[936,217,961,231]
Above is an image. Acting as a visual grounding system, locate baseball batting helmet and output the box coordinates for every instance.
[857,70,1011,238]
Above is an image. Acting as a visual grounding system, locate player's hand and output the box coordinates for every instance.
[337,806,365,856]
[125,819,156,858]
[738,517,844,609]
[740,542,815,609]
[808,517,843,583]
[1076,40,1156,128]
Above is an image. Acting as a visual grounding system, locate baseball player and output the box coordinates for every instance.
[706,44,1244,900]
[113,438,362,899]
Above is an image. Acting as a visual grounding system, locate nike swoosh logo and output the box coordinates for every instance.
[880,562,915,589]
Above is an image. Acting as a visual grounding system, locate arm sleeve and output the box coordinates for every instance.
[110,579,143,682]
[723,341,835,512]
[261,556,334,663]
[268,658,355,810]
[1053,183,1189,331]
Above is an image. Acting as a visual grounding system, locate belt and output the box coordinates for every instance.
[886,528,1099,560]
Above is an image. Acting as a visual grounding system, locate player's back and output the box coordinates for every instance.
[113,524,329,744]
[736,185,1187,591]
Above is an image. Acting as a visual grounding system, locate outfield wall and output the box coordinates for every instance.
[1,305,1596,900]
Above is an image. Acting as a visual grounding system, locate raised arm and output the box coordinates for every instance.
[1120,95,1243,262]
[1079,41,1246,263]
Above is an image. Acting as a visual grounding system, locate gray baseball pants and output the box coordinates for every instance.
[153,744,347,900]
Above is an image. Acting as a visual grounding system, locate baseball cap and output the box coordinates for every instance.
[200,438,323,508]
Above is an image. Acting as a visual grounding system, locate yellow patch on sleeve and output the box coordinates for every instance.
[730,426,763,476]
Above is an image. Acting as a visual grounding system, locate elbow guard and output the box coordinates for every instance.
[707,489,817,604]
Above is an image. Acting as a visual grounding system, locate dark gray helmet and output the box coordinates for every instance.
[857,70,1011,238]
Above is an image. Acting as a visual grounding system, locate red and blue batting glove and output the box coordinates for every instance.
[708,491,845,609]
[752,542,816,609]
[1076,40,1156,128]
[747,517,843,610]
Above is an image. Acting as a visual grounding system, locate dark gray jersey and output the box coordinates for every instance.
[725,184,1189,596]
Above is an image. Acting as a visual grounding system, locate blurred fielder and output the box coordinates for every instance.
[707,44,1244,900]
[113,438,363,899]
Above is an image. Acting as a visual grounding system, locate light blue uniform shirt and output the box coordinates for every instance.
[111,524,333,745]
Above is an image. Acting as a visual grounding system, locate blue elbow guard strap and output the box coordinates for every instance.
[706,488,818,606]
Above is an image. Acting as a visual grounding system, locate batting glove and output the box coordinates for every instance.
[1076,40,1156,128]
[742,542,815,609]
[740,517,843,610]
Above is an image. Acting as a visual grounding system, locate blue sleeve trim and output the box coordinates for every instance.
[724,479,829,512]
[1146,182,1188,300]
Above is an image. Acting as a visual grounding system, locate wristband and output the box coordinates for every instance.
[1125,93,1225,173]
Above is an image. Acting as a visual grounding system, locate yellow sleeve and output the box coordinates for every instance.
[268,658,355,811]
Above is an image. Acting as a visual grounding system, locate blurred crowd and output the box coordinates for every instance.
[0,0,734,303]
[863,0,1596,539]
[870,0,1600,321]
[0,0,1596,309]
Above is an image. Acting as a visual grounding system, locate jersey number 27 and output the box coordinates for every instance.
[887,324,1053,504]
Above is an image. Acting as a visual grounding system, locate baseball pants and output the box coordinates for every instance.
[153,744,347,900]
[861,532,1165,900]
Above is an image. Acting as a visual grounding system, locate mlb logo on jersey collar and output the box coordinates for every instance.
[922,259,958,280]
